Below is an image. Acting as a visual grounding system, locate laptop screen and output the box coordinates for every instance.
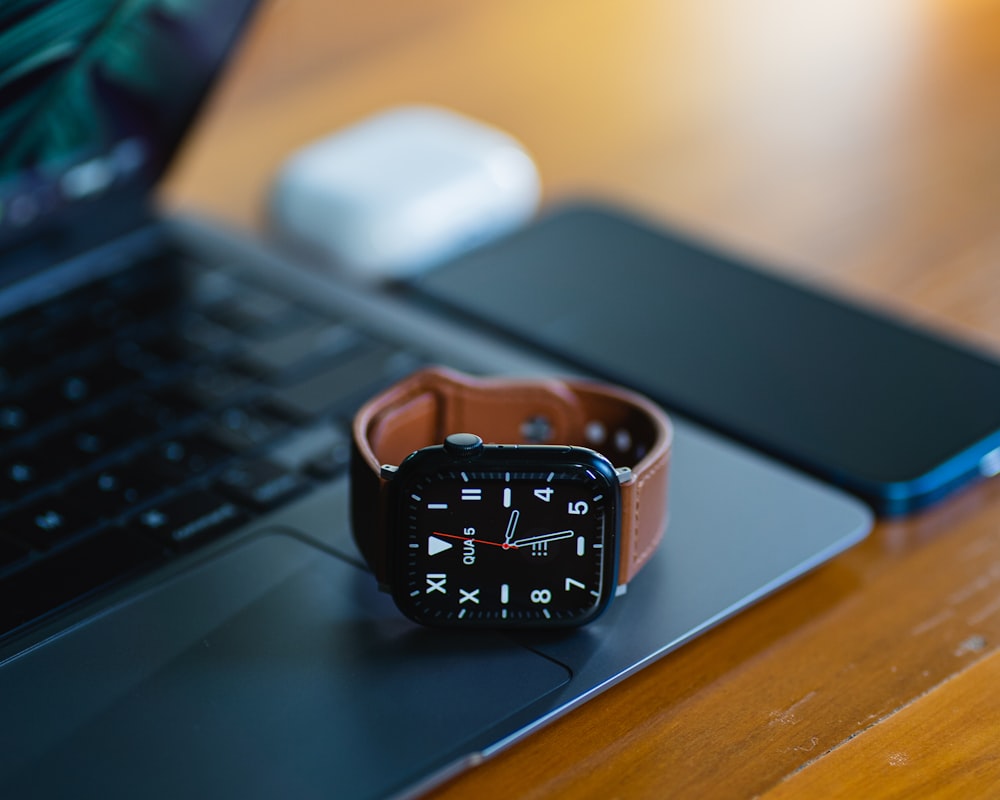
[0,0,257,254]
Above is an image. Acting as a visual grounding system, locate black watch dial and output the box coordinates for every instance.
[389,445,620,628]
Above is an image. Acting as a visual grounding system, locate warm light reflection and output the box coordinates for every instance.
[714,1,924,155]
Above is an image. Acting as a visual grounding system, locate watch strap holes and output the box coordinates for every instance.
[614,428,632,453]
[585,420,606,446]
[587,421,647,461]
[520,414,554,443]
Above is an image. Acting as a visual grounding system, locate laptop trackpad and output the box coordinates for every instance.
[2,531,569,799]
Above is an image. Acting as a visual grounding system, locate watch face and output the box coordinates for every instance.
[389,445,620,628]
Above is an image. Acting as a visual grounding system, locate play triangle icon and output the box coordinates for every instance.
[428,536,454,556]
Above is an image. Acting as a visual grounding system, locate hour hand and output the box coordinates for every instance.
[503,509,520,545]
[511,529,574,548]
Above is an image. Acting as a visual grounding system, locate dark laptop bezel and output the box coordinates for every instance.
[0,0,260,305]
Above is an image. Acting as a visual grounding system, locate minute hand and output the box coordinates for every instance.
[510,530,575,548]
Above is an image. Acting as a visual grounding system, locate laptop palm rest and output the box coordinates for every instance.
[1,532,570,799]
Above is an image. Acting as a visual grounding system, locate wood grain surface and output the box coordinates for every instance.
[161,1,1000,796]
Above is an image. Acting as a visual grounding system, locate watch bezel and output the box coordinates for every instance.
[386,442,622,628]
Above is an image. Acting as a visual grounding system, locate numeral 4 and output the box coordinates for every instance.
[534,487,554,502]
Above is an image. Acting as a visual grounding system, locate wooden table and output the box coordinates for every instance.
[162,1,1000,796]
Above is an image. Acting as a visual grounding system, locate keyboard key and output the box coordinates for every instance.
[187,268,242,307]
[266,344,422,421]
[175,364,254,409]
[133,433,233,483]
[130,389,201,431]
[4,496,92,550]
[60,468,166,522]
[204,287,302,337]
[0,318,47,389]
[216,459,309,510]
[235,322,364,381]
[26,315,106,362]
[172,314,241,357]
[88,280,176,334]
[0,402,30,440]
[41,416,141,472]
[0,454,55,504]
[30,354,140,424]
[268,420,350,474]
[0,526,164,637]
[1,457,40,494]
[303,443,353,479]
[129,489,248,550]
[115,335,195,377]
[206,405,288,453]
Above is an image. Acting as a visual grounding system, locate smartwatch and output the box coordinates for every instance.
[351,366,672,628]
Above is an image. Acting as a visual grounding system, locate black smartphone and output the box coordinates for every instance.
[407,203,1000,514]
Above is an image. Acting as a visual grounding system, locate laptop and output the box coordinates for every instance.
[0,3,871,798]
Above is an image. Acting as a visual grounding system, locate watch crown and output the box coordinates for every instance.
[443,432,483,456]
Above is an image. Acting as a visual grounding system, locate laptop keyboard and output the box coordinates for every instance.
[0,246,425,639]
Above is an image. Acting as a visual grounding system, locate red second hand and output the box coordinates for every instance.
[432,531,518,550]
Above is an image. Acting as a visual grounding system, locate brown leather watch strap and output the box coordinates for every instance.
[351,366,672,587]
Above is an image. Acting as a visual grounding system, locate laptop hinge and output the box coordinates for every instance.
[0,195,164,320]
